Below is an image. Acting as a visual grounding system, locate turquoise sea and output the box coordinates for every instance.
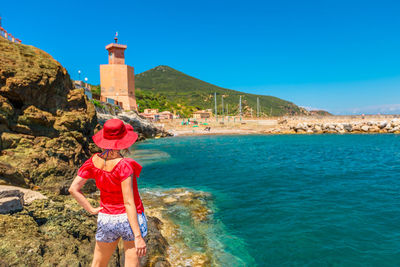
[132,135,400,266]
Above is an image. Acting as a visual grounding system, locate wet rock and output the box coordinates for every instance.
[163,196,178,204]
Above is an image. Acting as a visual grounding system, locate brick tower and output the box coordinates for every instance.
[100,33,137,111]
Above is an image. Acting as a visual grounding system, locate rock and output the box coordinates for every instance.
[2,185,47,205]
[162,196,178,204]
[313,125,322,132]
[391,119,400,127]
[306,129,313,133]
[0,196,23,214]
[0,195,173,266]
[0,162,28,187]
[139,216,171,267]
[352,124,361,131]
[369,126,380,133]
[361,125,369,132]
[379,121,388,129]
[0,37,98,193]
[343,124,352,132]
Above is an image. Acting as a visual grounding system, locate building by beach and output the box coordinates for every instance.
[140,109,174,121]
[193,110,212,119]
[100,33,137,111]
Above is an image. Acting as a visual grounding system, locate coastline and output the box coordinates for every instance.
[161,115,400,136]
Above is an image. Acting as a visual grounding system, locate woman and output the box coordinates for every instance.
[69,119,147,267]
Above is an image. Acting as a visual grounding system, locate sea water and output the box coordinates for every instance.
[131,135,400,266]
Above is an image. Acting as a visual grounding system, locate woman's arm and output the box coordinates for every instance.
[121,175,147,257]
[68,176,102,215]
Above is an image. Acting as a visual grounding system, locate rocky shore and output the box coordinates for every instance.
[268,118,400,134]
[0,185,215,266]
[0,37,205,266]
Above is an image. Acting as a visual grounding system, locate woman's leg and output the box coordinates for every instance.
[123,240,140,267]
[91,239,120,267]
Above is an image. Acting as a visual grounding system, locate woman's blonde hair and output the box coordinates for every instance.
[100,148,131,157]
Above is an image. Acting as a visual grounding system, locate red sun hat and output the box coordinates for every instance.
[92,119,138,150]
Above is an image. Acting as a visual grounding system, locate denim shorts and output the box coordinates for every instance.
[95,212,148,243]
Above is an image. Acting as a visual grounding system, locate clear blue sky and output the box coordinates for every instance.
[2,0,400,114]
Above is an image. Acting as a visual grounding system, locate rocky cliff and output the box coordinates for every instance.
[0,38,173,266]
[0,37,98,193]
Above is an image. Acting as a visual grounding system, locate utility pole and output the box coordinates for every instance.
[214,92,217,121]
[239,96,242,120]
[257,97,260,118]
[221,95,224,116]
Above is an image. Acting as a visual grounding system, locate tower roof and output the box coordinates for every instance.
[105,43,127,50]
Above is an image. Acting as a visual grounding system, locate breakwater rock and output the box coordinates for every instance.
[97,112,172,140]
[268,119,400,134]
[291,120,400,134]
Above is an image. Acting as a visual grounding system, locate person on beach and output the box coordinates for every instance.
[69,119,147,267]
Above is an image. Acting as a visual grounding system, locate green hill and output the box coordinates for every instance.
[134,65,308,117]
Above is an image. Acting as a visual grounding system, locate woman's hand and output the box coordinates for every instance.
[89,206,103,215]
[135,236,147,257]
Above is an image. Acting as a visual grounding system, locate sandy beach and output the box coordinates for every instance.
[157,114,400,136]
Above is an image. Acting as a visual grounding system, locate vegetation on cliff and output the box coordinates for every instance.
[135,65,309,117]
[135,89,197,118]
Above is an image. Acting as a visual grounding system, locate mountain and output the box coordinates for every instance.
[134,65,308,117]
[309,110,332,116]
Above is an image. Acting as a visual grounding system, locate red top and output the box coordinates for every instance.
[77,154,144,214]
